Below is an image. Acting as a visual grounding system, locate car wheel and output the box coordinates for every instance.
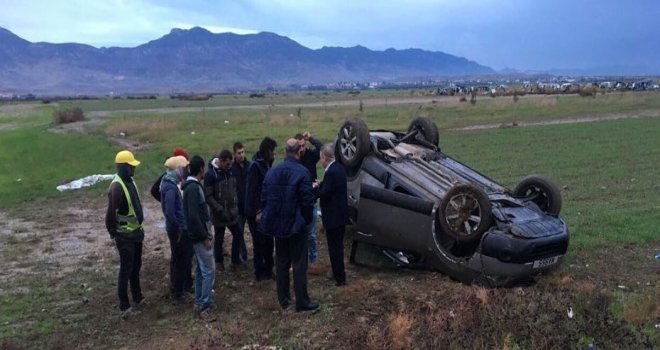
[336,117,370,170]
[514,175,562,216]
[438,183,492,243]
[408,117,439,146]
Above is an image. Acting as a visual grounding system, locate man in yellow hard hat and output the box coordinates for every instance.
[105,150,146,319]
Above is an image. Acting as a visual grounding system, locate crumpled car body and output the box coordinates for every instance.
[336,117,569,286]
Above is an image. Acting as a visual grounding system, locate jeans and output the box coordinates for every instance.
[247,217,274,279]
[275,232,311,308]
[308,204,318,263]
[115,235,143,311]
[214,222,246,265]
[193,241,215,311]
[167,230,190,298]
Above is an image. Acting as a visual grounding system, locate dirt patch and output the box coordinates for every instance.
[48,117,105,135]
[0,102,52,117]
[450,109,660,131]
[0,196,169,282]
[0,123,18,131]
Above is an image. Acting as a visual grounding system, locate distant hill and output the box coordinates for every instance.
[0,26,494,94]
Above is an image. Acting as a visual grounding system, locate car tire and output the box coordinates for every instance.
[514,175,562,216]
[408,117,439,147]
[438,183,492,243]
[336,117,370,170]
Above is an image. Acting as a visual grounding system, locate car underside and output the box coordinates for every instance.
[335,117,569,286]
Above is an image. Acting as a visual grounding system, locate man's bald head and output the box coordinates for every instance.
[285,138,302,158]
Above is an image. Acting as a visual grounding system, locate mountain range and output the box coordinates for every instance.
[0,26,494,95]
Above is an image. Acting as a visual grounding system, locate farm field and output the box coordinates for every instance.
[0,91,658,349]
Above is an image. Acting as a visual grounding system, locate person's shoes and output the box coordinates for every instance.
[134,297,149,310]
[280,298,291,310]
[199,309,217,322]
[215,262,225,274]
[120,307,139,320]
[335,280,347,287]
[308,263,323,276]
[256,271,276,282]
[199,307,217,322]
[296,300,320,313]
[171,293,193,305]
[231,260,248,268]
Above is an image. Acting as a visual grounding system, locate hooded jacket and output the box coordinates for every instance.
[105,163,144,241]
[204,159,239,226]
[160,170,187,234]
[182,177,212,243]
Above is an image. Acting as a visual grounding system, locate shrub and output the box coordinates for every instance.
[53,108,85,124]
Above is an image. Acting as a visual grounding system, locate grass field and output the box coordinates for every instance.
[0,91,658,349]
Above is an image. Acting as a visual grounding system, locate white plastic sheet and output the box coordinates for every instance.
[56,174,115,192]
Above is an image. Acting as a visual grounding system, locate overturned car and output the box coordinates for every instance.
[335,117,569,286]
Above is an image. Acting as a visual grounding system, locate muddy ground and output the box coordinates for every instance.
[0,190,657,349]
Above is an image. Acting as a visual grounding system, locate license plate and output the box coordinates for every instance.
[532,256,560,269]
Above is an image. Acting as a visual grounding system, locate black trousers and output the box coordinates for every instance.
[115,235,143,311]
[167,230,190,298]
[275,233,311,308]
[237,215,248,261]
[248,217,275,279]
[326,225,346,283]
[214,222,246,265]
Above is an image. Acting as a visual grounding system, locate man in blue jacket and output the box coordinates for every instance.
[160,155,190,303]
[316,144,350,286]
[260,139,319,312]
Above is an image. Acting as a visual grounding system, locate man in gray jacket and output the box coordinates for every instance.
[183,155,216,321]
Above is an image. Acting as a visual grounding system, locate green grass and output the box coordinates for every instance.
[1,92,659,348]
[441,118,660,251]
[0,127,135,206]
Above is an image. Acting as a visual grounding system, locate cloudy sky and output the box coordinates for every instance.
[1,0,658,72]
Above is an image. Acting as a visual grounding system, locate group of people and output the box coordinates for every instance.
[105,132,349,321]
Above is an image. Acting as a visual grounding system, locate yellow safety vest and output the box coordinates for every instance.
[112,175,143,234]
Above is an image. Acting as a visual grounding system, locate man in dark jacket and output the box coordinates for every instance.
[160,155,190,302]
[294,132,323,265]
[183,156,216,321]
[105,150,145,319]
[204,150,245,271]
[231,142,251,262]
[316,144,350,286]
[245,137,277,281]
[260,139,319,312]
